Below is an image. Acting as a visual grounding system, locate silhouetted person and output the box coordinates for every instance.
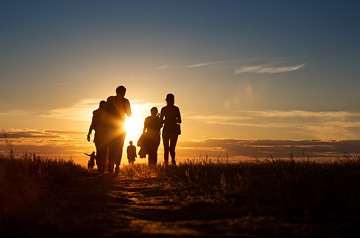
[87,100,108,173]
[85,151,96,170]
[142,107,163,166]
[160,93,182,165]
[126,141,137,165]
[106,86,132,173]
[137,133,147,159]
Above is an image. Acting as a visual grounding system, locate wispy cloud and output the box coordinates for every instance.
[177,139,360,160]
[186,110,360,140]
[156,61,225,70]
[0,128,56,138]
[41,99,159,122]
[234,63,305,74]
[54,82,70,86]
[241,110,360,118]
[156,59,306,76]
[41,99,99,121]
[0,110,33,117]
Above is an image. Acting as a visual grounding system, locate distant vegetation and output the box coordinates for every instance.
[1,153,359,236]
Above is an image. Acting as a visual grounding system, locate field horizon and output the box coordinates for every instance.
[1,130,360,167]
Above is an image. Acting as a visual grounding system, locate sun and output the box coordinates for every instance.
[124,103,150,146]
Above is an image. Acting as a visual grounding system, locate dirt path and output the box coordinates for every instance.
[41,172,315,238]
[10,172,348,237]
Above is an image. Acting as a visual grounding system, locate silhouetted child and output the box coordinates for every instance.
[85,151,96,169]
[127,141,137,164]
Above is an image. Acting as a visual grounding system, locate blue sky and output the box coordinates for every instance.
[1,0,360,152]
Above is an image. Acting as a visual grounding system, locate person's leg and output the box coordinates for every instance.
[148,144,157,166]
[107,141,115,172]
[169,134,178,165]
[154,135,160,166]
[162,132,170,165]
[148,153,153,166]
[154,148,158,165]
[96,145,107,173]
[114,133,126,172]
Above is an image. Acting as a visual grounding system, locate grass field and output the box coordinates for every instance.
[1,153,359,237]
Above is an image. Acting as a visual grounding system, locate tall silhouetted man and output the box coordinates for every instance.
[106,86,132,173]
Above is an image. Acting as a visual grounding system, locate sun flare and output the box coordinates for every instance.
[124,103,151,146]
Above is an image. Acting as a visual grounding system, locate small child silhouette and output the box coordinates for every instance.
[127,141,137,165]
[85,151,96,169]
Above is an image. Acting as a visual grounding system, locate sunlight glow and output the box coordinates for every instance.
[124,103,150,146]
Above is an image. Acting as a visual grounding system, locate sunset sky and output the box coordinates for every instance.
[1,1,360,164]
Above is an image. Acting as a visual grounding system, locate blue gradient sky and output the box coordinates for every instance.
[1,0,360,144]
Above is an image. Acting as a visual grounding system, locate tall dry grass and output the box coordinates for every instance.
[1,153,359,226]
[0,153,89,221]
[121,157,360,223]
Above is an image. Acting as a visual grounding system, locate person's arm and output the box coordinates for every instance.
[87,112,95,141]
[160,108,165,124]
[177,107,182,124]
[142,117,147,134]
[87,125,93,141]
[126,99,132,117]
[157,115,163,130]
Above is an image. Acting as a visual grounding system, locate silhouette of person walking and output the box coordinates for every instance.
[160,93,182,165]
[126,141,137,165]
[105,86,132,173]
[87,100,108,173]
[142,107,163,166]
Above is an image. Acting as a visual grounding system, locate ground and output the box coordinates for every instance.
[2,171,357,238]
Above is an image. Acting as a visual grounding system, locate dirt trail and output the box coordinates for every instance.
[42,172,314,238]
[8,172,342,237]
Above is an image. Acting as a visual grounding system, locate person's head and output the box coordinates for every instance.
[129,141,133,145]
[150,107,158,116]
[165,93,175,105]
[99,100,106,108]
[116,86,126,97]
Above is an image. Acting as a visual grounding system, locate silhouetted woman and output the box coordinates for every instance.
[160,93,182,165]
[142,107,163,166]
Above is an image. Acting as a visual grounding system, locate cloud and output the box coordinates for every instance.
[0,129,93,164]
[41,98,159,122]
[156,61,225,70]
[187,114,252,125]
[2,128,360,164]
[44,130,85,135]
[0,128,64,138]
[188,110,360,123]
[155,59,306,77]
[54,82,70,86]
[186,110,360,140]
[177,139,360,160]
[234,63,305,74]
[241,110,360,119]
[41,99,99,121]
[0,110,33,117]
